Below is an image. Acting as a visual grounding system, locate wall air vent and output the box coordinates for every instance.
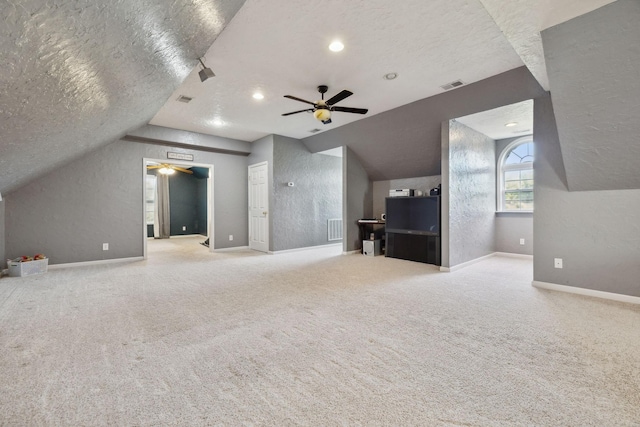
[309,128,322,133]
[176,95,193,103]
[440,80,465,91]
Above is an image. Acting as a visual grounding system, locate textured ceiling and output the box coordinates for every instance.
[0,0,246,195]
[1,0,629,195]
[456,100,533,140]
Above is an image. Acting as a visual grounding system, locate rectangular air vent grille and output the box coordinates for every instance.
[177,95,193,103]
[328,219,343,241]
[309,128,322,133]
[440,80,465,91]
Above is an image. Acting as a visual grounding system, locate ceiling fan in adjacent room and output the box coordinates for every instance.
[282,85,368,124]
[146,163,193,175]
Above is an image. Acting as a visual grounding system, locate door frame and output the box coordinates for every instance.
[248,161,269,253]
[142,157,215,259]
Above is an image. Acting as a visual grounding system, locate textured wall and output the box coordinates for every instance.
[0,201,5,268]
[272,136,342,252]
[542,0,640,191]
[0,0,247,195]
[343,147,373,252]
[533,95,640,297]
[5,137,248,264]
[446,121,496,267]
[248,135,274,250]
[372,176,441,219]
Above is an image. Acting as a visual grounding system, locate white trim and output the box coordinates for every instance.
[494,252,533,259]
[213,246,250,252]
[532,281,640,305]
[268,243,342,255]
[143,157,215,258]
[497,136,534,212]
[342,250,361,255]
[439,252,496,272]
[48,257,144,270]
[163,234,207,239]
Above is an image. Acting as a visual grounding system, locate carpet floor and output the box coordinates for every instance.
[1,238,639,426]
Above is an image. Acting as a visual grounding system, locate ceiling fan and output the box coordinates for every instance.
[282,85,368,124]
[147,163,193,175]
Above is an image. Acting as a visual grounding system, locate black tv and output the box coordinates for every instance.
[385,196,440,236]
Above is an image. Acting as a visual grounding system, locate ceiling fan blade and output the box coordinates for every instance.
[147,165,163,169]
[282,108,314,116]
[326,90,353,106]
[284,95,316,106]
[173,166,193,174]
[332,106,368,114]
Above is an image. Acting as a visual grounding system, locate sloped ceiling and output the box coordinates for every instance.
[542,0,640,191]
[0,0,246,195]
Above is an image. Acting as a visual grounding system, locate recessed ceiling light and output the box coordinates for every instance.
[384,72,398,80]
[329,40,344,52]
[505,122,518,127]
[252,92,264,100]
[212,118,224,127]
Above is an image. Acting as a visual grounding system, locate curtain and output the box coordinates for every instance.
[154,174,171,239]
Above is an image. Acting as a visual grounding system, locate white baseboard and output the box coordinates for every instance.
[440,252,496,272]
[532,281,640,305]
[342,250,361,255]
[214,246,250,252]
[48,256,144,270]
[494,252,533,259]
[269,243,342,255]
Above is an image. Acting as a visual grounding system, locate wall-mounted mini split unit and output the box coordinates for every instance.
[440,80,465,91]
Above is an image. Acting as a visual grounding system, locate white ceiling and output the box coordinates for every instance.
[456,100,533,140]
[149,0,617,143]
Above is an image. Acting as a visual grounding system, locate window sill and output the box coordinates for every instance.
[495,211,533,217]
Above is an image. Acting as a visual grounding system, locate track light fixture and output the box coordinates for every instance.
[198,57,215,82]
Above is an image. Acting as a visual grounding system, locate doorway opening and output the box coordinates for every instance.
[143,158,214,259]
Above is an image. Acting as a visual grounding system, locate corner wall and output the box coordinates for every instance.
[443,120,496,267]
[5,137,249,265]
[0,201,5,268]
[533,95,640,297]
[343,147,372,252]
[272,135,342,251]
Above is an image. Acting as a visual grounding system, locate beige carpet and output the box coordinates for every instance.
[1,237,639,426]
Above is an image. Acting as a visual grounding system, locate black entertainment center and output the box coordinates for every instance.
[385,196,441,265]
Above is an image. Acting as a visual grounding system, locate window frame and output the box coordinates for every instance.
[497,137,534,213]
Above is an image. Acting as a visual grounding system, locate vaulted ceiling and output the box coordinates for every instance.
[1,0,632,196]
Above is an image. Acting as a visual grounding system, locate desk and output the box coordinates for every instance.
[357,220,386,252]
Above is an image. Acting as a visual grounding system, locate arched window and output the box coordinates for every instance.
[498,137,534,211]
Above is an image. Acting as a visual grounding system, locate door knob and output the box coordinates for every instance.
[262,211,268,215]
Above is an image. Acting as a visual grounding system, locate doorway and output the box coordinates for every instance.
[143,158,214,259]
[248,161,269,252]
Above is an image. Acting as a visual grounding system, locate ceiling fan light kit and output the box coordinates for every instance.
[282,85,368,125]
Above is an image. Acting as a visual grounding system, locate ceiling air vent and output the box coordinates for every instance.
[440,80,465,91]
[309,128,322,133]
[176,95,193,103]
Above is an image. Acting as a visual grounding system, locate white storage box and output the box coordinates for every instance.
[8,258,48,277]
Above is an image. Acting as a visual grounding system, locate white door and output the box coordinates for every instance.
[248,162,269,252]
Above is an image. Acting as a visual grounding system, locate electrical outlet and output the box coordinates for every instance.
[103,243,109,251]
[519,238,525,245]
[182,226,186,231]
[229,235,233,241]
[554,258,563,269]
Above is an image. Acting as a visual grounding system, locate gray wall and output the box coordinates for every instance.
[248,135,275,250]
[343,147,373,252]
[0,201,5,268]
[533,95,640,297]
[272,136,342,251]
[372,176,441,219]
[494,136,533,255]
[168,172,201,236]
[542,0,640,191]
[445,120,496,267]
[5,138,248,265]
